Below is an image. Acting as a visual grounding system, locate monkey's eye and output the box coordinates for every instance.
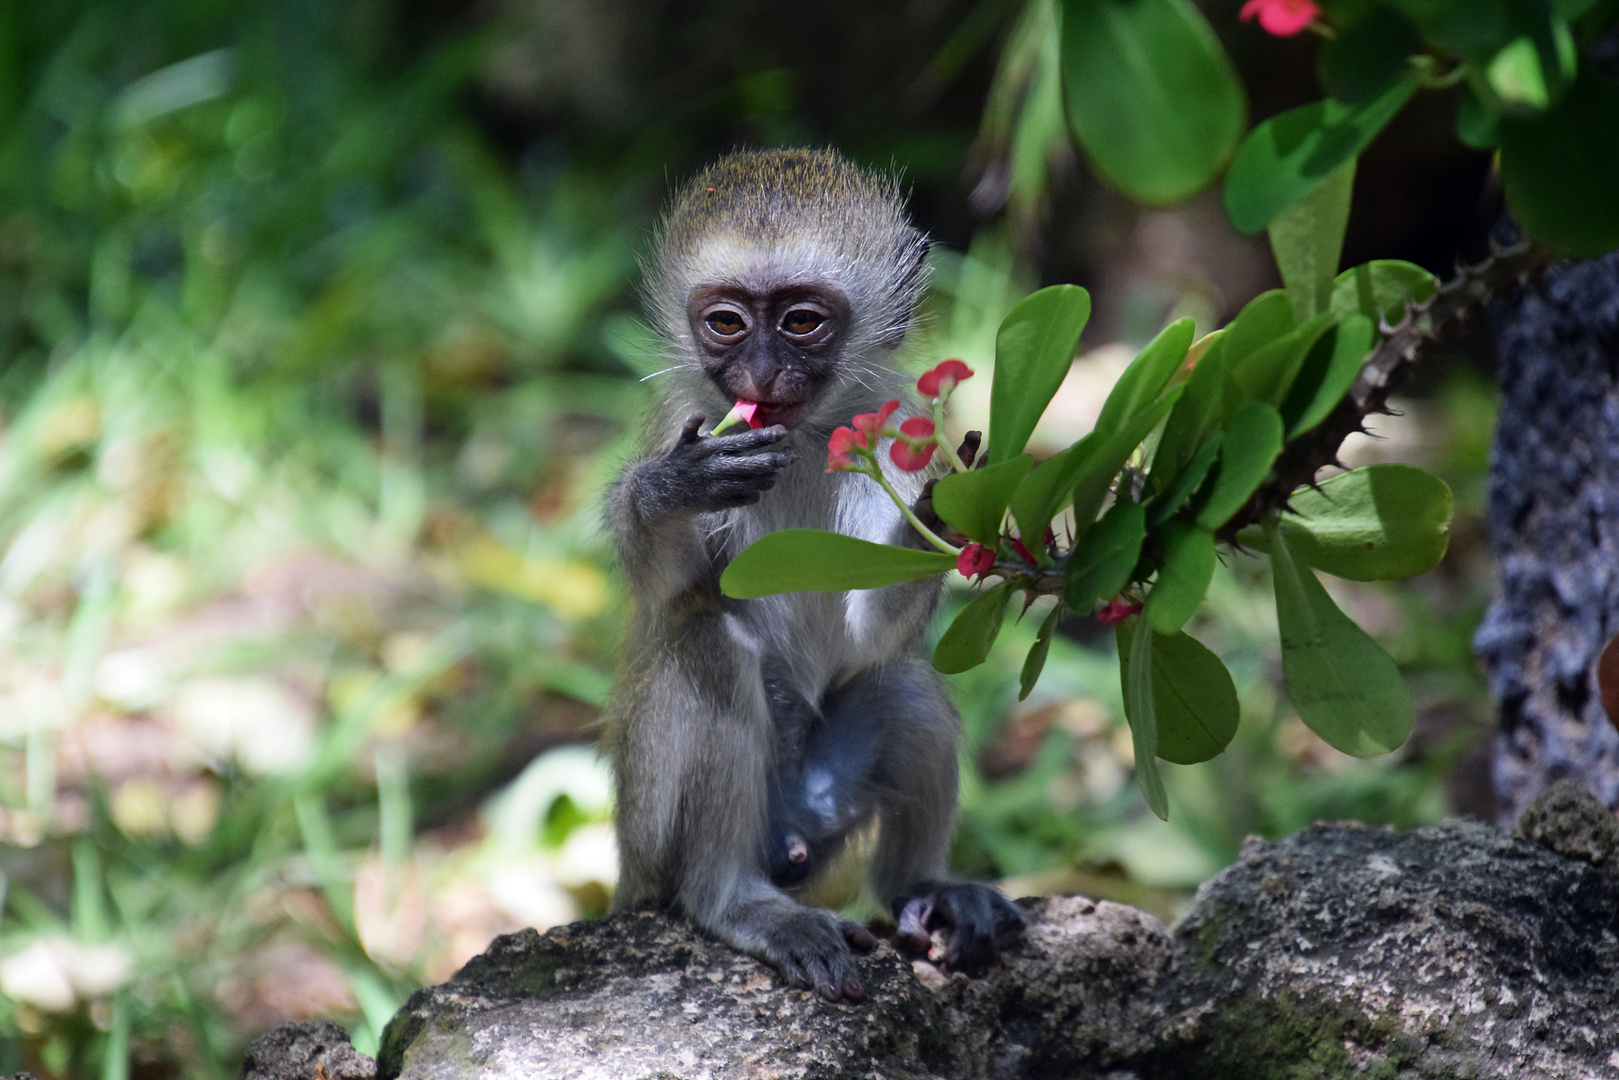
[704,309,748,339]
[780,309,826,339]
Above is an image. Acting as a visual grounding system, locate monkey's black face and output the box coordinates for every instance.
[687,284,849,429]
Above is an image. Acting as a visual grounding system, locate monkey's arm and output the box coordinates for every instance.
[609,416,794,605]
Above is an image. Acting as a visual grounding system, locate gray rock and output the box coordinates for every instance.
[353,789,1619,1079]
[240,1020,376,1080]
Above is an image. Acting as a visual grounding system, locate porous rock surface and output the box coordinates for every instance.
[250,785,1619,1079]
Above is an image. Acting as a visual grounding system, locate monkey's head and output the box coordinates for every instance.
[646,148,928,430]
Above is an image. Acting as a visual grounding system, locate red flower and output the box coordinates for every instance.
[735,400,762,429]
[1096,598,1144,625]
[1010,535,1036,564]
[1239,0,1319,36]
[956,543,995,578]
[917,359,974,399]
[890,416,937,472]
[826,426,866,472]
[851,399,901,446]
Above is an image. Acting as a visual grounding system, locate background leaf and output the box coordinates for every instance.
[1319,10,1422,105]
[720,530,955,598]
[932,456,1033,545]
[1268,523,1414,757]
[1499,68,1619,256]
[1240,464,1453,581]
[934,582,1014,674]
[1224,76,1419,234]
[1059,0,1246,204]
[989,284,1092,465]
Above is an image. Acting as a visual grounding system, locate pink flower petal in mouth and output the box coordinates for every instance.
[734,400,761,429]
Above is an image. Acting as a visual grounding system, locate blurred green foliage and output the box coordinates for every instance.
[0,1,1502,1077]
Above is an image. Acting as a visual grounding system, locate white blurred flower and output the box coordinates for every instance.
[0,938,132,1012]
[171,676,315,775]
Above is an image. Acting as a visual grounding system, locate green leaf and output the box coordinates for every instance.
[1268,160,1356,324]
[1064,498,1146,612]
[1119,623,1240,764]
[1230,311,1336,409]
[1224,76,1420,234]
[1147,431,1221,527]
[1012,387,1181,545]
[1386,0,1506,57]
[1117,617,1169,818]
[1239,464,1452,581]
[1486,22,1576,115]
[1195,401,1284,530]
[1152,291,1288,486]
[989,285,1091,466]
[1059,0,1246,205]
[1019,605,1062,701]
[1093,317,1196,437]
[1319,10,1422,105]
[932,456,1034,545]
[1456,84,1501,149]
[1145,522,1216,634]
[1329,260,1436,325]
[720,530,956,598]
[934,582,1014,675]
[1500,68,1619,257]
[1220,290,1296,363]
[1267,522,1413,757]
[1279,315,1374,441]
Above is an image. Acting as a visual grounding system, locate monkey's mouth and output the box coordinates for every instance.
[726,397,810,430]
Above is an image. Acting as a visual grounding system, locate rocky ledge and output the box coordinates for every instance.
[242,781,1619,1080]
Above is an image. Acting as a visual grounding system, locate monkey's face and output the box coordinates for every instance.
[686,283,849,429]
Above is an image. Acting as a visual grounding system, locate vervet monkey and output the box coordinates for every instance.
[604,148,1022,1001]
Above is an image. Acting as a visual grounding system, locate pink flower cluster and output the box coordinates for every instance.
[825,359,975,475]
[1239,0,1319,37]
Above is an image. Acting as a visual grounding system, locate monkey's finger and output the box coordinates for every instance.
[704,424,789,454]
[957,430,982,469]
[709,451,795,478]
[679,413,706,444]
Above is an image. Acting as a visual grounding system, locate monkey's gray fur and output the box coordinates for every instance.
[603,148,1021,1000]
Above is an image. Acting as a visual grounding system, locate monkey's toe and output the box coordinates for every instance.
[840,919,879,951]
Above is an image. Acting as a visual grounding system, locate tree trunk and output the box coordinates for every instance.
[1476,249,1619,825]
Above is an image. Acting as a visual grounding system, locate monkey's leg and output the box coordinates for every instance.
[611,613,874,1000]
[833,656,1025,976]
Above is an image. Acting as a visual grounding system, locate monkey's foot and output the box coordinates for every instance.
[892,882,1024,977]
[759,908,874,1003]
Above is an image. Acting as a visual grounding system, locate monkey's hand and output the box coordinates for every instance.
[756,906,877,1002]
[905,431,981,551]
[631,413,796,519]
[891,881,1024,977]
